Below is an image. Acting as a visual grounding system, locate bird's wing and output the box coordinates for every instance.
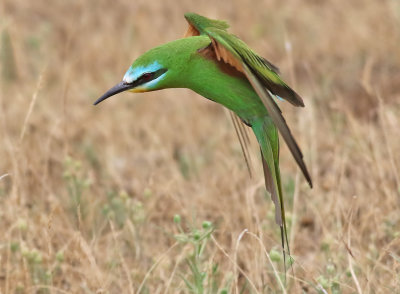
[184,13,312,187]
[184,13,304,107]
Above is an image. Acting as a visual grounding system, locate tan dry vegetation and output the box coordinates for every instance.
[1,0,400,293]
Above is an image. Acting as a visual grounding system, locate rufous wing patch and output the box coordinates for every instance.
[211,38,243,72]
[197,43,215,59]
[184,23,200,37]
[198,44,245,79]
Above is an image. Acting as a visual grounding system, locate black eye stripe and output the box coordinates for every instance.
[135,69,168,86]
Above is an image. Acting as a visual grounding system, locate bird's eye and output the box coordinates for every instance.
[142,73,153,80]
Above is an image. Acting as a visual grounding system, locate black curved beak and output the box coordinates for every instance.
[93,82,134,105]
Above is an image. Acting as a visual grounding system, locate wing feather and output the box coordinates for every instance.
[243,63,313,187]
[183,23,200,38]
[184,14,305,107]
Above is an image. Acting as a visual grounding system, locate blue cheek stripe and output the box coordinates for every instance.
[123,61,163,84]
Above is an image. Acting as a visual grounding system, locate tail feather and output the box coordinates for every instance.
[261,148,282,225]
[252,116,290,272]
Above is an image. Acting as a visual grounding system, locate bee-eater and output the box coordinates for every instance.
[94,13,312,261]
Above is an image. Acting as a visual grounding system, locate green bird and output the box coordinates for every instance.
[94,13,312,262]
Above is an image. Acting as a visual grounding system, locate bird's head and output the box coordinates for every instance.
[93,37,206,105]
[93,58,169,105]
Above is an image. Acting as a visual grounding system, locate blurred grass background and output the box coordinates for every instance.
[1,0,400,293]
